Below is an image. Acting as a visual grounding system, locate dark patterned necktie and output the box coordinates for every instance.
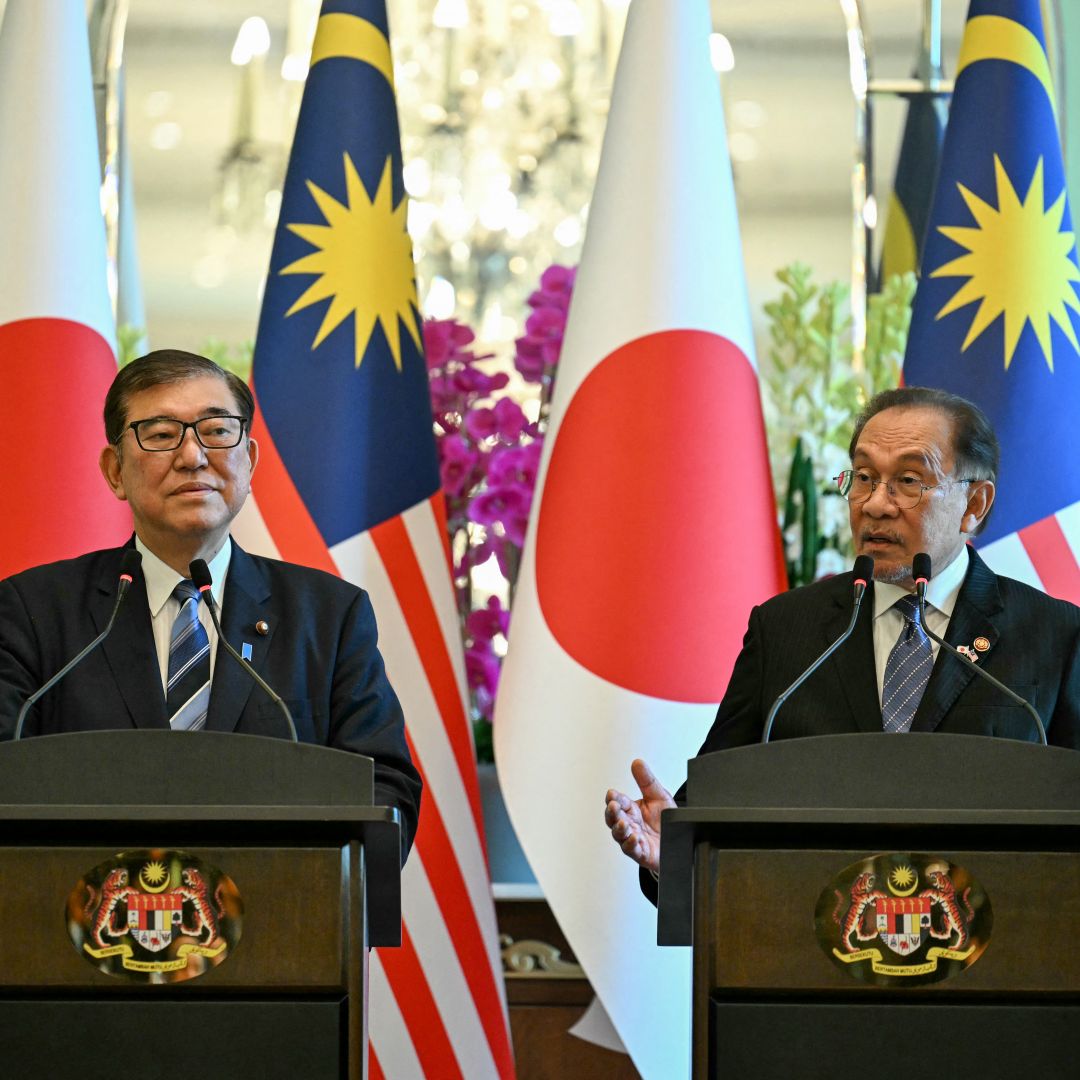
[881,593,934,734]
[167,580,211,731]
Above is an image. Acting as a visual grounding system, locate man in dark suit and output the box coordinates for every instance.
[0,350,421,855]
[605,386,1080,882]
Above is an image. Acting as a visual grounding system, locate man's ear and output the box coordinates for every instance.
[962,480,995,535]
[246,436,259,477]
[99,445,128,501]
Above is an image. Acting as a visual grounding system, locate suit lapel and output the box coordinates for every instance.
[911,549,1003,733]
[206,543,274,733]
[95,545,169,729]
[826,577,882,732]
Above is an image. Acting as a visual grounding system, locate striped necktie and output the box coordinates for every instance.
[167,580,211,731]
[881,593,934,734]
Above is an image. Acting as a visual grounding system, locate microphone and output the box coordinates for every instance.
[912,552,1047,746]
[761,555,875,743]
[14,549,143,741]
[189,559,298,743]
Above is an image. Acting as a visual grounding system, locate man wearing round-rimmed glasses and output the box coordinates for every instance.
[839,388,994,592]
[606,386,1080,888]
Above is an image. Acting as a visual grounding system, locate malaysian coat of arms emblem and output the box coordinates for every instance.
[67,850,243,983]
[815,854,992,986]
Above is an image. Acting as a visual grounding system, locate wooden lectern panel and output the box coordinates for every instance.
[699,847,1080,995]
[0,846,353,990]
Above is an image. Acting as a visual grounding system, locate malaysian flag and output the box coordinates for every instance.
[904,0,1080,602]
[236,3,514,1076]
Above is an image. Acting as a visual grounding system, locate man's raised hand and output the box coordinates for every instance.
[604,758,675,875]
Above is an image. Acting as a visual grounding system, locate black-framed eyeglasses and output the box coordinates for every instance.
[124,415,248,452]
[834,469,975,510]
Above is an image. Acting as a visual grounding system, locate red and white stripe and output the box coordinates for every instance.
[234,420,514,1079]
[978,500,1080,605]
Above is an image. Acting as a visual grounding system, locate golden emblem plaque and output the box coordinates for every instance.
[66,849,243,983]
[815,853,992,986]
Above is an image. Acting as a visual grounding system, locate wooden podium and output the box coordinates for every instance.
[0,730,402,1080]
[658,733,1080,1080]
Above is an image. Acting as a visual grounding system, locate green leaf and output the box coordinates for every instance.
[759,262,913,587]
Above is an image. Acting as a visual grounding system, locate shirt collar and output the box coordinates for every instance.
[872,544,970,620]
[135,535,232,618]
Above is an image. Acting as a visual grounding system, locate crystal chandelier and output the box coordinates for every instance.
[392,0,630,347]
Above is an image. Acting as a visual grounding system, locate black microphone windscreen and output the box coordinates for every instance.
[189,559,213,590]
[913,552,932,581]
[119,549,142,578]
[852,554,874,583]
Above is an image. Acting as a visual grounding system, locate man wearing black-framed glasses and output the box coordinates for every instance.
[0,349,421,860]
[98,361,260,578]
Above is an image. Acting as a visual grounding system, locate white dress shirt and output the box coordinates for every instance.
[135,536,231,693]
[871,545,970,706]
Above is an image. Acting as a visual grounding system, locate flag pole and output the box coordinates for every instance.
[838,0,872,372]
[842,0,952,372]
[920,0,942,83]
[89,0,131,323]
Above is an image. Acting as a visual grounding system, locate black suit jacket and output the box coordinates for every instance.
[641,549,1080,902]
[697,548,1080,753]
[0,541,422,854]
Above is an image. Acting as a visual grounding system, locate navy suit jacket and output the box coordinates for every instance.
[0,541,422,854]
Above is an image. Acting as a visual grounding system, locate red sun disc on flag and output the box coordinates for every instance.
[0,318,130,578]
[535,329,784,703]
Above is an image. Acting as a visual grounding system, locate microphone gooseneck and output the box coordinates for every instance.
[13,549,143,741]
[761,555,875,744]
[912,552,1047,746]
[189,559,298,743]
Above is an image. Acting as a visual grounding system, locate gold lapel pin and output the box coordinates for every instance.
[973,636,990,652]
[255,620,270,636]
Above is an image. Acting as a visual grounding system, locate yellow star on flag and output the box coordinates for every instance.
[931,154,1080,371]
[281,152,422,370]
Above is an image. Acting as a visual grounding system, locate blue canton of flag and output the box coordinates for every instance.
[252,0,437,546]
[904,0,1080,602]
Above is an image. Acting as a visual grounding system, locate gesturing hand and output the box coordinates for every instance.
[604,758,675,875]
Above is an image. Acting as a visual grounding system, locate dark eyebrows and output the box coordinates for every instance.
[134,407,236,422]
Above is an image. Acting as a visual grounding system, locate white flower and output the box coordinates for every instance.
[819,492,850,537]
[820,442,849,485]
[783,523,802,561]
[815,547,846,579]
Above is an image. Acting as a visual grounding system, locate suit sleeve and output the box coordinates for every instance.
[329,588,423,863]
[0,578,43,741]
[1048,618,1080,750]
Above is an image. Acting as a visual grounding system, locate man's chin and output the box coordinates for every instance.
[870,558,913,585]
